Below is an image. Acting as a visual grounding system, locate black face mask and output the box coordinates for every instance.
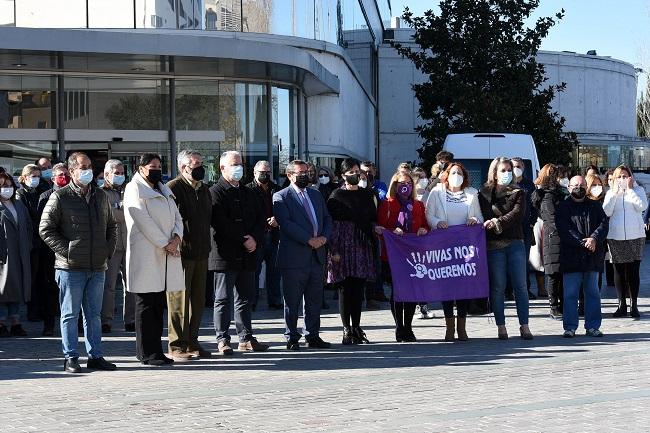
[146,169,162,185]
[571,187,586,200]
[345,174,360,186]
[257,173,270,184]
[295,174,310,189]
[190,166,205,182]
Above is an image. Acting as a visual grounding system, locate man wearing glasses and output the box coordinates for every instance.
[247,160,283,311]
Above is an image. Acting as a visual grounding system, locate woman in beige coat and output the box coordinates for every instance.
[124,153,184,366]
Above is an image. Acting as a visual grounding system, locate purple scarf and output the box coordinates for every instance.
[396,194,414,233]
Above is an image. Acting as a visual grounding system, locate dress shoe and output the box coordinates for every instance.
[402,328,417,343]
[612,304,628,318]
[64,357,82,373]
[87,357,117,371]
[218,341,234,356]
[352,326,370,344]
[10,324,27,337]
[307,336,331,349]
[187,345,212,358]
[238,337,269,352]
[101,324,111,334]
[286,341,300,351]
[142,358,167,366]
[342,326,353,345]
[169,350,194,361]
[0,323,9,338]
[124,323,135,332]
[630,305,641,318]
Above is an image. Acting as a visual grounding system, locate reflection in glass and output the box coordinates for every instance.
[205,0,241,31]
[272,87,294,181]
[177,141,235,184]
[16,0,87,28]
[315,0,341,44]
[242,0,271,34]
[178,0,201,29]
[135,0,176,28]
[0,0,14,27]
[64,77,169,130]
[88,0,135,28]
[0,75,57,129]
[236,83,267,183]
[0,141,56,177]
[175,80,220,130]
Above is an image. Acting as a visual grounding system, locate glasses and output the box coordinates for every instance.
[293,171,309,176]
[256,171,270,175]
[318,174,329,178]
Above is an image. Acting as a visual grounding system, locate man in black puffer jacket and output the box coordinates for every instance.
[39,152,118,374]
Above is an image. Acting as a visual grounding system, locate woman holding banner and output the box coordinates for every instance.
[327,158,378,345]
[377,171,429,342]
[479,157,533,340]
[425,162,483,341]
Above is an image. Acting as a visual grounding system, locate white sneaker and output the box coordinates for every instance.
[418,304,435,320]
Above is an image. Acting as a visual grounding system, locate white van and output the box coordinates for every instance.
[443,133,541,189]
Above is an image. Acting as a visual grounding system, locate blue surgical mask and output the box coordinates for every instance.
[41,169,52,180]
[497,171,513,186]
[96,179,105,188]
[230,165,244,181]
[78,169,94,186]
[26,177,39,188]
[112,175,125,186]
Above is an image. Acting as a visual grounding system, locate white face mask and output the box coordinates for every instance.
[229,165,244,181]
[318,176,330,185]
[358,179,368,188]
[417,179,428,189]
[513,167,524,179]
[590,186,603,197]
[559,178,569,188]
[0,187,13,199]
[448,173,464,188]
[497,171,513,186]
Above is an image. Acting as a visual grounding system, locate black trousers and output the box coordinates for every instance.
[546,272,563,311]
[338,277,365,327]
[135,291,166,361]
[613,261,641,304]
[442,300,469,318]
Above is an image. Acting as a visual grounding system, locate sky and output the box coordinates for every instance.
[393,0,650,96]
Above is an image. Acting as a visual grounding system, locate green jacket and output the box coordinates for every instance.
[39,182,118,271]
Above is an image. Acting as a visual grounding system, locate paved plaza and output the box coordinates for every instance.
[2,261,650,432]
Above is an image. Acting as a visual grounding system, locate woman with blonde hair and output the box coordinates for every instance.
[603,165,647,318]
[479,157,532,340]
[377,171,428,342]
[425,162,483,341]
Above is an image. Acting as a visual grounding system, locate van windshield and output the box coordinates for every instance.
[451,159,534,190]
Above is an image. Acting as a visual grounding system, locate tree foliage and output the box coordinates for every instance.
[393,0,578,169]
[638,81,650,137]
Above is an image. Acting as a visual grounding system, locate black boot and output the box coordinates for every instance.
[342,326,353,345]
[630,299,640,318]
[395,326,404,343]
[352,326,370,344]
[613,302,628,318]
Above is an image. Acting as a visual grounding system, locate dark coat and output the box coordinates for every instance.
[16,183,48,246]
[0,200,32,303]
[39,183,118,271]
[478,185,525,244]
[209,177,265,271]
[516,176,538,241]
[247,179,282,240]
[167,176,212,260]
[531,187,563,274]
[556,198,609,273]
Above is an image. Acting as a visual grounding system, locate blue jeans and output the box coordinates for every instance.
[488,240,529,326]
[0,302,20,321]
[55,270,105,359]
[563,272,602,331]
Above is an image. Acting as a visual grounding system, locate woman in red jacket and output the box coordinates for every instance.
[377,171,429,342]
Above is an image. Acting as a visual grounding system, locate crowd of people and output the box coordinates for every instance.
[0,148,646,373]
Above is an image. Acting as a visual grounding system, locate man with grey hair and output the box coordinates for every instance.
[246,160,282,310]
[166,149,213,359]
[210,150,268,354]
[100,159,133,333]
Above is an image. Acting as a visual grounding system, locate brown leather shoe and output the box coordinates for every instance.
[188,345,212,359]
[218,341,234,356]
[169,350,193,362]
[238,337,269,352]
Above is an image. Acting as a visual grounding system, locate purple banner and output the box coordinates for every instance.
[383,224,489,302]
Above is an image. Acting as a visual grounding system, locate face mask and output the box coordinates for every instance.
[397,182,413,197]
[0,187,13,199]
[145,169,162,185]
[345,174,360,186]
[571,187,586,200]
[513,167,524,179]
[77,169,94,186]
[229,165,244,181]
[26,177,39,188]
[318,175,330,185]
[190,166,205,182]
[617,178,628,189]
[590,186,603,197]
[54,175,70,188]
[112,174,125,186]
[295,174,310,189]
[559,178,569,188]
[41,169,52,180]
[497,171,512,186]
[96,179,105,188]
[448,173,463,188]
[358,179,368,188]
[256,172,270,184]
[437,162,448,170]
[417,179,428,189]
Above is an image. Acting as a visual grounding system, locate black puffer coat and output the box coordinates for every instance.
[531,187,563,275]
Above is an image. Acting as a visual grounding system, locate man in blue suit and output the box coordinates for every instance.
[273,160,333,350]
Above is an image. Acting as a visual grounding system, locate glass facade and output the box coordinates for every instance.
[575,142,650,172]
[0,140,56,177]
[0,75,57,129]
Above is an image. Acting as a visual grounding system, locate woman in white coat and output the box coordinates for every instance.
[425,162,483,341]
[602,165,648,318]
[124,153,184,366]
